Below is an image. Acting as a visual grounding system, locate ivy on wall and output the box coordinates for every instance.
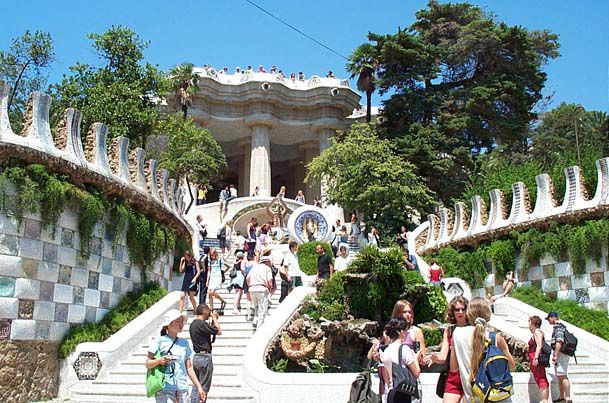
[426,217,609,287]
[0,162,182,273]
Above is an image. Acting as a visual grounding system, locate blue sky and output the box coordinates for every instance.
[2,0,607,111]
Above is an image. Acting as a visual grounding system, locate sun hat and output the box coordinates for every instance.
[259,255,272,263]
[161,309,186,327]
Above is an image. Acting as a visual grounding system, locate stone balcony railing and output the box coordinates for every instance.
[0,81,191,240]
[194,68,351,90]
[410,158,609,255]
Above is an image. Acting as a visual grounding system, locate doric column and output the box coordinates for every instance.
[238,138,251,196]
[249,124,272,196]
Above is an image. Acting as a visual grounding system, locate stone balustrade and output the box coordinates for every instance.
[411,158,609,254]
[0,81,191,241]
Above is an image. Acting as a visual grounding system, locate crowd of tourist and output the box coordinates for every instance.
[199,64,337,82]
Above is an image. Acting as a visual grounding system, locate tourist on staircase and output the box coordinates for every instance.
[428,261,444,286]
[198,246,210,305]
[190,304,222,403]
[452,297,515,402]
[206,249,227,314]
[528,315,550,403]
[243,252,256,321]
[547,312,572,403]
[228,251,246,313]
[279,241,303,302]
[423,296,469,403]
[246,217,258,255]
[381,318,421,403]
[316,243,334,281]
[334,245,351,272]
[146,309,206,403]
[218,220,232,258]
[490,271,515,303]
[246,250,274,330]
[178,251,201,313]
[392,300,427,402]
[196,215,207,255]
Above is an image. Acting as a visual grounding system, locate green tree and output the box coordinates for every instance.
[305,123,434,234]
[0,30,54,132]
[355,1,559,204]
[346,43,377,123]
[51,26,166,147]
[157,114,226,213]
[168,62,199,119]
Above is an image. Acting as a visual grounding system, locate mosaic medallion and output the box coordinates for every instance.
[287,206,332,244]
[73,352,103,380]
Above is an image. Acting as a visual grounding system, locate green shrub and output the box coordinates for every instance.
[59,283,167,358]
[512,286,609,341]
[414,284,448,324]
[486,239,516,278]
[297,242,333,275]
[427,247,487,289]
[422,327,443,347]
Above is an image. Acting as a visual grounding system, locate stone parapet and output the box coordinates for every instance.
[409,157,609,255]
[0,81,191,242]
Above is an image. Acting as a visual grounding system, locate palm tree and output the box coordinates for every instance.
[346,43,377,123]
[168,62,199,119]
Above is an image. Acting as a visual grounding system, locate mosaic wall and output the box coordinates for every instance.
[0,208,173,342]
[471,249,609,312]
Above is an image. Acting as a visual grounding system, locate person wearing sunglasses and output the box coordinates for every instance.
[423,296,469,403]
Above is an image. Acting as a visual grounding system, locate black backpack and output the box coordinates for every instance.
[560,327,578,357]
[537,341,552,368]
[217,226,226,238]
[348,367,380,403]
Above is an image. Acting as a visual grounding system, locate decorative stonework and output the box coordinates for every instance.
[73,351,103,380]
[287,206,332,244]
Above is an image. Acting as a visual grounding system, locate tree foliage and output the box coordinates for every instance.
[0,30,55,132]
[306,123,434,233]
[346,44,377,123]
[157,114,226,212]
[51,26,166,147]
[353,0,560,204]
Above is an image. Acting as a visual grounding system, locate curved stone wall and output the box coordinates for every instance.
[410,158,609,254]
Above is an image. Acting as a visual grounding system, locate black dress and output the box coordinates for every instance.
[181,261,198,292]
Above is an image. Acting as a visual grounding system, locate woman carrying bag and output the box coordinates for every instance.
[146,309,205,402]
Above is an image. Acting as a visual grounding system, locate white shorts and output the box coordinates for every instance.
[555,353,569,376]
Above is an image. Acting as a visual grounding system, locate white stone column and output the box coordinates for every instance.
[249,124,272,197]
[239,139,251,196]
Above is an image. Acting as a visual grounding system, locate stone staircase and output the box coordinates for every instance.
[68,286,281,402]
[491,299,609,403]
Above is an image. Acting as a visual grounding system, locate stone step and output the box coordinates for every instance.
[108,367,241,377]
[129,352,244,366]
[93,373,243,388]
[132,345,247,357]
[564,368,609,381]
[70,384,254,399]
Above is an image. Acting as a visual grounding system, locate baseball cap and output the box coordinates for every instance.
[545,312,559,320]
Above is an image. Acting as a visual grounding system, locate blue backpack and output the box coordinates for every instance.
[471,332,513,402]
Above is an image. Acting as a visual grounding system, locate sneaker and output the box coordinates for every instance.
[252,323,257,330]
[553,398,565,403]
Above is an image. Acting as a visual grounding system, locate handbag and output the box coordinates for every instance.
[388,345,419,401]
[436,325,455,398]
[146,338,178,397]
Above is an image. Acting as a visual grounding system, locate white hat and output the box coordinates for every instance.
[161,309,186,327]
[260,255,272,263]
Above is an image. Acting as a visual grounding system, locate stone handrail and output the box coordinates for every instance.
[0,81,191,240]
[410,158,609,254]
[58,291,182,397]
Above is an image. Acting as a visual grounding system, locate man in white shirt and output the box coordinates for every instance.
[279,241,303,302]
[196,215,207,256]
[334,245,351,272]
[246,254,273,330]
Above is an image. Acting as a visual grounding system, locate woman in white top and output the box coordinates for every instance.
[368,226,380,248]
[451,297,515,402]
[381,318,421,403]
[334,245,351,272]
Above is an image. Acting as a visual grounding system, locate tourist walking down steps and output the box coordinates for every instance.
[190,304,222,403]
[246,250,274,330]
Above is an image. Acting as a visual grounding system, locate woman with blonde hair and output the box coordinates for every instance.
[423,296,469,402]
[452,297,515,402]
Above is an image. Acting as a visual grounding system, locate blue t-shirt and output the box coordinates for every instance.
[148,335,193,391]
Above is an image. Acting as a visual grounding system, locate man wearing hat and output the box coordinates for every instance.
[246,251,274,330]
[547,312,571,403]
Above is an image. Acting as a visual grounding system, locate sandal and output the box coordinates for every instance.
[221,300,226,311]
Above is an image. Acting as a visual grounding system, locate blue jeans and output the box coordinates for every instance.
[155,389,188,403]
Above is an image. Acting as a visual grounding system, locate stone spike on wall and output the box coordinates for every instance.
[508,182,530,225]
[424,214,439,249]
[438,207,454,243]
[22,92,56,154]
[452,202,469,240]
[0,81,12,136]
[117,137,131,184]
[595,158,609,205]
[147,159,160,200]
[0,81,191,241]
[160,169,170,208]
